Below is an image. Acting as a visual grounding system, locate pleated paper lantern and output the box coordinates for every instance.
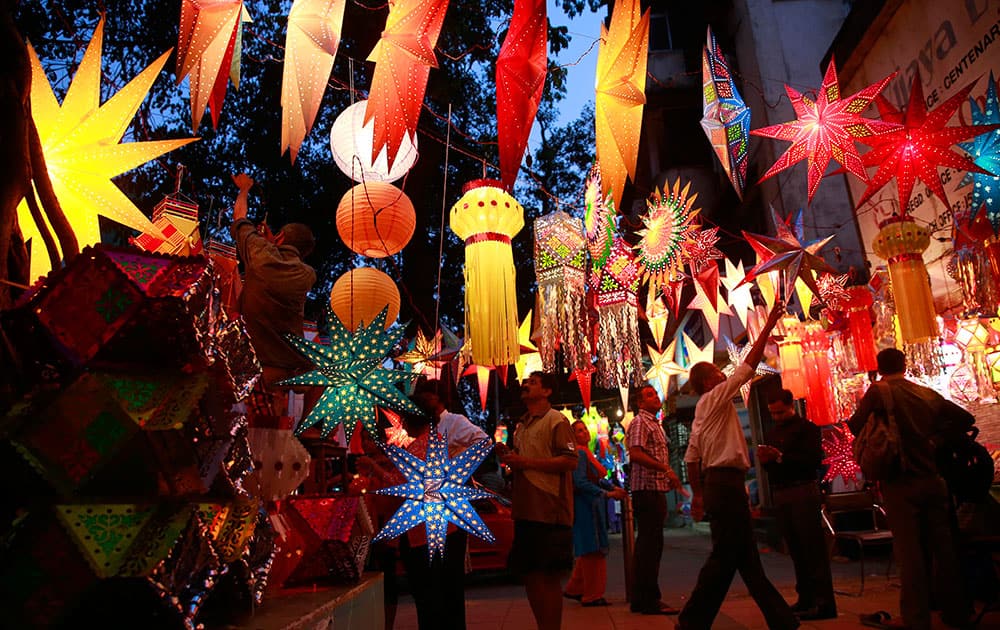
[330,267,400,331]
[777,317,807,399]
[330,100,418,183]
[449,180,524,367]
[801,321,837,426]
[844,286,878,373]
[872,218,938,343]
[336,182,415,257]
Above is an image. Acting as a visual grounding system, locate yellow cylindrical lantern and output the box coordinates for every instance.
[450,179,524,366]
[336,182,415,258]
[330,100,418,183]
[872,218,938,343]
[329,267,400,332]
[777,317,807,400]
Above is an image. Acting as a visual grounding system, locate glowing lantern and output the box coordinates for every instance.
[329,267,400,332]
[777,317,807,399]
[593,238,644,389]
[534,211,590,373]
[449,180,524,367]
[801,321,837,426]
[335,182,415,257]
[330,100,418,182]
[872,217,938,342]
[843,286,878,373]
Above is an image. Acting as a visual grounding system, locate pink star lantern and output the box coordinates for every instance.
[380,407,415,448]
[684,226,724,272]
[822,423,863,488]
[751,58,900,203]
[854,73,1000,210]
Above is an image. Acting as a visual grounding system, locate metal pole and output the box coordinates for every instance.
[621,493,635,602]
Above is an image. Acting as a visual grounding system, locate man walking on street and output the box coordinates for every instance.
[760,388,836,620]
[627,384,687,615]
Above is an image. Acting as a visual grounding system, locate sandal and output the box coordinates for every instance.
[860,611,896,628]
[582,598,610,607]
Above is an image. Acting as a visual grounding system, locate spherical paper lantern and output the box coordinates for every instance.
[330,267,400,332]
[330,100,418,183]
[336,182,415,257]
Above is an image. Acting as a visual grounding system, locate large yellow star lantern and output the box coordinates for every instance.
[645,337,685,397]
[396,328,444,379]
[20,18,197,281]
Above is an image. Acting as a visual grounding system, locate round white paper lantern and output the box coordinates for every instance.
[330,100,419,183]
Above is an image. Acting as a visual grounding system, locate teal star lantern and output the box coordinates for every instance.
[373,431,496,561]
[281,307,421,439]
[959,71,1000,235]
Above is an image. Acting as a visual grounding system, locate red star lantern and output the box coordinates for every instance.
[822,423,863,488]
[496,0,546,190]
[569,367,595,411]
[751,58,900,203]
[684,226,724,272]
[741,208,838,302]
[854,73,1000,210]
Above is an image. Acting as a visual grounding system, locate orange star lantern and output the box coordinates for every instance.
[365,0,449,170]
[450,180,524,367]
[636,180,699,291]
[595,0,649,211]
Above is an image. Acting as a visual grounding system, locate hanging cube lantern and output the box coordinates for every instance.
[872,217,938,343]
[329,267,400,332]
[843,286,878,373]
[330,100,418,183]
[534,211,590,373]
[449,180,524,367]
[335,182,416,258]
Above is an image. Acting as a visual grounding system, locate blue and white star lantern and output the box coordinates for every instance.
[959,71,1000,234]
[280,307,422,440]
[374,431,496,561]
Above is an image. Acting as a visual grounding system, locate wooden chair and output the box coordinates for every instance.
[821,490,894,596]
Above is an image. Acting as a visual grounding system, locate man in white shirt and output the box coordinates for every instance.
[677,302,798,630]
[411,378,487,454]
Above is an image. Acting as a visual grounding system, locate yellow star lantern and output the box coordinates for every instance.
[19,18,197,281]
[645,337,685,396]
[687,278,732,341]
[397,328,444,379]
[721,258,753,331]
[678,330,715,387]
[595,0,649,211]
[281,0,346,162]
[514,311,542,382]
[644,287,670,350]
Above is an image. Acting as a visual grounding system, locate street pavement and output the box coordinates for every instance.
[392,523,994,629]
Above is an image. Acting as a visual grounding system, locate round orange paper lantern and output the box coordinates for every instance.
[329,267,400,331]
[872,217,937,342]
[336,182,416,258]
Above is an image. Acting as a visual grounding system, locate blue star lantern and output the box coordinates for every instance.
[959,71,1000,234]
[373,431,496,561]
[280,307,421,440]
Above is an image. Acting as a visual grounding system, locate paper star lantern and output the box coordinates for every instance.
[721,335,778,405]
[280,307,422,439]
[569,367,595,410]
[677,330,714,387]
[513,311,542,382]
[380,407,415,448]
[751,58,899,203]
[365,0,449,170]
[374,431,496,561]
[721,258,753,330]
[816,272,850,314]
[959,71,1000,235]
[687,276,731,341]
[741,207,837,302]
[535,211,590,373]
[496,0,547,189]
[693,263,721,310]
[396,328,444,379]
[19,18,197,280]
[645,337,685,396]
[176,0,251,130]
[462,363,494,412]
[595,0,650,211]
[663,273,687,319]
[281,0,347,162]
[822,423,863,488]
[684,226,724,273]
[637,179,700,290]
[701,27,750,199]
[644,289,670,350]
[854,73,999,210]
[584,163,615,267]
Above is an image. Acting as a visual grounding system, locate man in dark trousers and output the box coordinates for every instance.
[849,348,972,630]
[677,301,798,630]
[759,388,836,620]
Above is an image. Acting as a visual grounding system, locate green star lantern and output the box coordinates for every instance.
[281,307,422,439]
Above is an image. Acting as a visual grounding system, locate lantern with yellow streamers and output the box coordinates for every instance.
[534,211,590,373]
[450,180,524,367]
[843,286,878,373]
[872,217,938,343]
[330,267,400,332]
[336,182,415,257]
[777,317,807,399]
[802,321,837,426]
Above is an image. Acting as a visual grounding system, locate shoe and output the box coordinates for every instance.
[638,604,681,615]
[563,592,582,601]
[795,606,837,620]
[581,597,610,607]
[860,611,907,628]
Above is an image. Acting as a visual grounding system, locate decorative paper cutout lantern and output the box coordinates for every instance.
[947,228,999,317]
[842,286,878,373]
[801,321,837,426]
[872,217,937,342]
[722,336,778,406]
[449,180,524,367]
[330,100,419,182]
[777,317,807,399]
[959,71,1000,235]
[534,211,590,373]
[721,258,753,330]
[822,424,862,488]
[132,195,203,257]
[636,180,700,291]
[329,267,400,332]
[593,237,644,388]
[19,18,196,280]
[701,27,750,199]
[583,163,615,267]
[281,0,347,162]
[397,328,445,379]
[336,182,416,257]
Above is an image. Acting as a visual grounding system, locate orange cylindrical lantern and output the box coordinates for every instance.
[329,267,400,331]
[872,217,938,343]
[336,182,416,258]
[844,286,878,373]
[801,321,837,426]
[777,317,807,400]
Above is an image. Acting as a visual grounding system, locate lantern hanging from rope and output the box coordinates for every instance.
[330,100,418,182]
[872,217,938,343]
[777,316,807,399]
[336,181,416,257]
[534,211,590,373]
[843,286,878,373]
[801,321,837,426]
[593,237,644,389]
[329,267,400,332]
[449,180,524,367]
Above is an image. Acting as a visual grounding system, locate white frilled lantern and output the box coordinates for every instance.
[330,100,419,183]
[329,267,401,332]
[336,182,416,258]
